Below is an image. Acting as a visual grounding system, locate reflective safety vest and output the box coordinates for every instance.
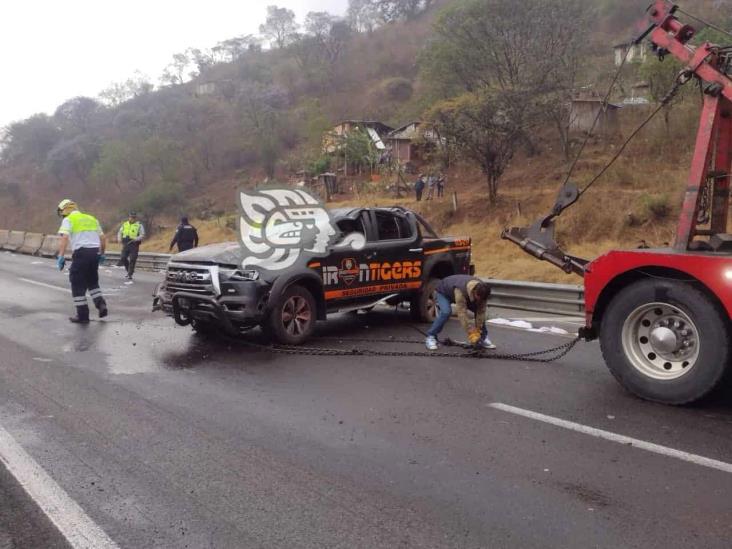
[121,221,141,239]
[66,211,100,234]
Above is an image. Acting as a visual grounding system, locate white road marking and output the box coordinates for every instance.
[18,278,70,293]
[0,422,119,548]
[489,402,732,475]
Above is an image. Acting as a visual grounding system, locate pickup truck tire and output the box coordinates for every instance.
[410,277,440,323]
[264,284,317,345]
[191,319,218,336]
[600,279,730,405]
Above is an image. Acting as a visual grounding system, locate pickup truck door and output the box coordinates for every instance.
[361,210,424,300]
[314,211,378,309]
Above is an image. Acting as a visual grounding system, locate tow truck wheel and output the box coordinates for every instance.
[264,285,316,345]
[600,279,730,405]
[410,277,440,323]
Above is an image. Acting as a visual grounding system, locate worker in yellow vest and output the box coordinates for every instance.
[117,212,145,280]
[56,199,108,323]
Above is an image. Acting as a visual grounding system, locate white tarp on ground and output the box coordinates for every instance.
[488,318,569,335]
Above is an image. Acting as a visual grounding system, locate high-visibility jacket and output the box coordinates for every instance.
[121,221,142,239]
[58,211,102,251]
[68,211,100,234]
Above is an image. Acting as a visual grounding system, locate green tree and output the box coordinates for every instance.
[340,127,380,175]
[1,114,61,165]
[639,57,687,133]
[128,181,185,232]
[46,135,100,185]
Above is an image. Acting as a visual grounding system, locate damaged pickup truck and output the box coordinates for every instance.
[153,206,473,344]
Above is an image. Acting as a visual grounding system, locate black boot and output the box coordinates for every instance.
[69,305,90,324]
[94,298,108,319]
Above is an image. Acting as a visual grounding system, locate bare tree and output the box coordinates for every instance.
[422,0,591,158]
[347,0,382,32]
[428,91,527,203]
[259,5,299,49]
[375,0,434,22]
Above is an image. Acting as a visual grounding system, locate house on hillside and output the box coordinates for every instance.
[193,79,236,99]
[613,41,648,66]
[322,120,394,154]
[622,81,651,106]
[386,122,442,168]
[570,98,621,136]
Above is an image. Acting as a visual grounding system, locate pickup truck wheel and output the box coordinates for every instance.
[191,319,218,336]
[265,285,316,345]
[600,279,730,405]
[410,277,440,323]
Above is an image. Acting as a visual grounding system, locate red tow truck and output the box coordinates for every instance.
[504,1,732,404]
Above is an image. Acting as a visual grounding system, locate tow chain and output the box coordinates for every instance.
[237,333,582,363]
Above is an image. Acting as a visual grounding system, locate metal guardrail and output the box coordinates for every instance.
[4,229,585,316]
[484,279,585,317]
[103,251,171,271]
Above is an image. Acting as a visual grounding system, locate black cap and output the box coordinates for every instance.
[129,211,138,217]
[181,216,189,224]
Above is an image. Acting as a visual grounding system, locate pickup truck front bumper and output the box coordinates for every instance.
[153,279,269,334]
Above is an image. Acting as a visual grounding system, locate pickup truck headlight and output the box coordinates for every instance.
[221,269,260,282]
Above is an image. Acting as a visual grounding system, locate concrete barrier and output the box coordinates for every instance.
[4,231,26,252]
[38,234,61,258]
[18,232,44,255]
[0,230,9,249]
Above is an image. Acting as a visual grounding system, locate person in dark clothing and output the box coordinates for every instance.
[169,217,199,252]
[414,175,426,201]
[437,173,446,198]
[425,275,495,351]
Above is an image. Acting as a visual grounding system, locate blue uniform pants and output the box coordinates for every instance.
[427,291,487,339]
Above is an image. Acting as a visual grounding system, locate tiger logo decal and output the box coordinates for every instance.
[238,188,365,271]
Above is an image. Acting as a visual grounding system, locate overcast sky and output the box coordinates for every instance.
[0,0,348,129]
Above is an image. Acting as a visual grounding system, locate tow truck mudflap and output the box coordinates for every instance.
[170,292,239,336]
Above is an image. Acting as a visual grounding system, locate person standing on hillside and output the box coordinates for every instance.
[56,199,108,324]
[414,174,425,201]
[169,216,199,253]
[437,173,446,199]
[425,173,437,200]
[117,212,145,280]
[425,274,495,351]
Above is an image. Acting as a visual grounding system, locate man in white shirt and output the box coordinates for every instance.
[56,199,108,323]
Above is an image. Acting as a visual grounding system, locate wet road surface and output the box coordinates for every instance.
[0,251,731,548]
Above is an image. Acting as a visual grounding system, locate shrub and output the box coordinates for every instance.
[126,181,186,233]
[642,194,672,221]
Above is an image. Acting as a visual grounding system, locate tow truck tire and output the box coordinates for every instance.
[264,284,317,345]
[411,277,441,323]
[600,279,730,405]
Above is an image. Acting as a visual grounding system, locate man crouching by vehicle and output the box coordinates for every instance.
[425,275,495,351]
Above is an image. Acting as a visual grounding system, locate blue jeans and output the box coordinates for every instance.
[427,292,488,339]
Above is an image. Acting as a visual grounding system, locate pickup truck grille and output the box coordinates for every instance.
[165,265,216,296]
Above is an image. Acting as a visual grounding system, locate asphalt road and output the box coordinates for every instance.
[0,250,731,548]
